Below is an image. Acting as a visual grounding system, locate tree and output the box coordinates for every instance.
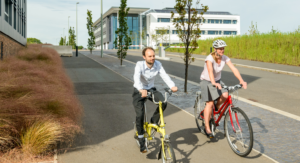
[27,38,42,44]
[171,0,208,92]
[59,37,64,45]
[113,0,131,65]
[248,21,259,35]
[156,27,170,46]
[68,27,77,49]
[87,10,96,54]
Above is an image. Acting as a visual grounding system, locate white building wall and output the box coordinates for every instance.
[146,12,240,49]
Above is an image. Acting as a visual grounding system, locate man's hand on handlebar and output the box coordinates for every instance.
[171,86,178,92]
[139,89,148,98]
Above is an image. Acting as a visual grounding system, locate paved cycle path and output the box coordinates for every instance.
[57,53,271,163]
[83,51,300,163]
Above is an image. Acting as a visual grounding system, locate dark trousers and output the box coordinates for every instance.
[132,87,167,135]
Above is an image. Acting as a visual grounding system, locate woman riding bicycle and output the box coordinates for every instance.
[200,39,247,138]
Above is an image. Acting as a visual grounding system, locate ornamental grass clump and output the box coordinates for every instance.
[0,44,83,160]
[21,118,62,155]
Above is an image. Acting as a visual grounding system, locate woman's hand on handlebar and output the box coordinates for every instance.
[213,83,222,90]
[240,81,247,89]
[171,86,178,92]
[139,89,148,98]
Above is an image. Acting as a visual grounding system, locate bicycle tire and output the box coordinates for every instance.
[224,107,253,157]
[194,96,205,131]
[161,142,176,163]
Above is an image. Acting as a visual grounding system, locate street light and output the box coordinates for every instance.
[68,16,70,45]
[76,2,79,46]
[63,28,65,45]
[101,0,103,58]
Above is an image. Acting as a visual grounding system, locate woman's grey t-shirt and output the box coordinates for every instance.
[200,54,230,81]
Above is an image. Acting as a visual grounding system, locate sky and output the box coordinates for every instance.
[27,0,300,47]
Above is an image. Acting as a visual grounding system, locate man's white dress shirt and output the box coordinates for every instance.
[133,60,175,90]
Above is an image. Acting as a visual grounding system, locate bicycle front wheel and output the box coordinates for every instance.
[194,96,205,131]
[161,142,176,163]
[224,107,253,157]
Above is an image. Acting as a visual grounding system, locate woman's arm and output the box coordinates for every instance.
[226,60,247,89]
[207,61,222,89]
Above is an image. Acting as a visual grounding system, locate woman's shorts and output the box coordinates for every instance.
[199,79,228,102]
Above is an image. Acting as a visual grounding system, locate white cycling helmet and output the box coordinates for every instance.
[212,39,227,48]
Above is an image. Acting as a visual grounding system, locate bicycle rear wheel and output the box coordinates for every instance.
[194,96,205,131]
[161,142,176,163]
[224,107,253,157]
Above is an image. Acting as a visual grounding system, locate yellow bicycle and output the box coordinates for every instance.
[133,88,176,163]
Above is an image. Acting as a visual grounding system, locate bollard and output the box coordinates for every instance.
[210,47,212,53]
[1,42,3,60]
[76,46,78,57]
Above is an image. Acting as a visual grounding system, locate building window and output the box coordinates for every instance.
[201,30,205,35]
[223,20,232,24]
[156,30,169,34]
[172,30,178,34]
[158,18,170,22]
[208,31,219,35]
[233,20,237,24]
[4,0,12,25]
[219,31,222,35]
[224,31,237,35]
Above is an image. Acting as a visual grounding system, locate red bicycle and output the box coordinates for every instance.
[194,84,253,157]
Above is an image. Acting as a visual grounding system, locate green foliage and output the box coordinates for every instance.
[248,21,260,35]
[166,32,300,66]
[68,27,77,49]
[27,38,42,44]
[171,0,208,92]
[270,26,280,34]
[78,46,84,50]
[59,37,64,46]
[156,27,169,45]
[113,0,132,65]
[86,10,96,53]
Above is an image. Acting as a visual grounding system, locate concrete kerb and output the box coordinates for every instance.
[165,53,300,77]
[83,52,279,163]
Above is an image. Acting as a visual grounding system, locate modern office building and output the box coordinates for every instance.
[0,0,27,56]
[93,7,240,50]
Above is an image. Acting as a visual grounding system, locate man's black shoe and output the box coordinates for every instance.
[139,137,147,153]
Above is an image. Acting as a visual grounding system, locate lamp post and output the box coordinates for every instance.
[63,28,65,45]
[68,16,70,45]
[101,0,103,58]
[76,2,79,46]
[76,2,79,57]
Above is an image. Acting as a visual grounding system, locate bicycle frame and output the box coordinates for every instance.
[199,94,242,132]
[143,101,166,141]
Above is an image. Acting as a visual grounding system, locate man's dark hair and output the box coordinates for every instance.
[142,47,155,56]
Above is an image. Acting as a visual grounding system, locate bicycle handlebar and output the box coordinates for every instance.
[147,88,172,104]
[213,84,243,92]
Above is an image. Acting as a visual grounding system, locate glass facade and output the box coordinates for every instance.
[111,14,141,49]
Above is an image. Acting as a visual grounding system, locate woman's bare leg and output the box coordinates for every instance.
[204,101,214,134]
[216,92,228,110]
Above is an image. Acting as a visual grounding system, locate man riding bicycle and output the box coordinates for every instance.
[132,47,178,153]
